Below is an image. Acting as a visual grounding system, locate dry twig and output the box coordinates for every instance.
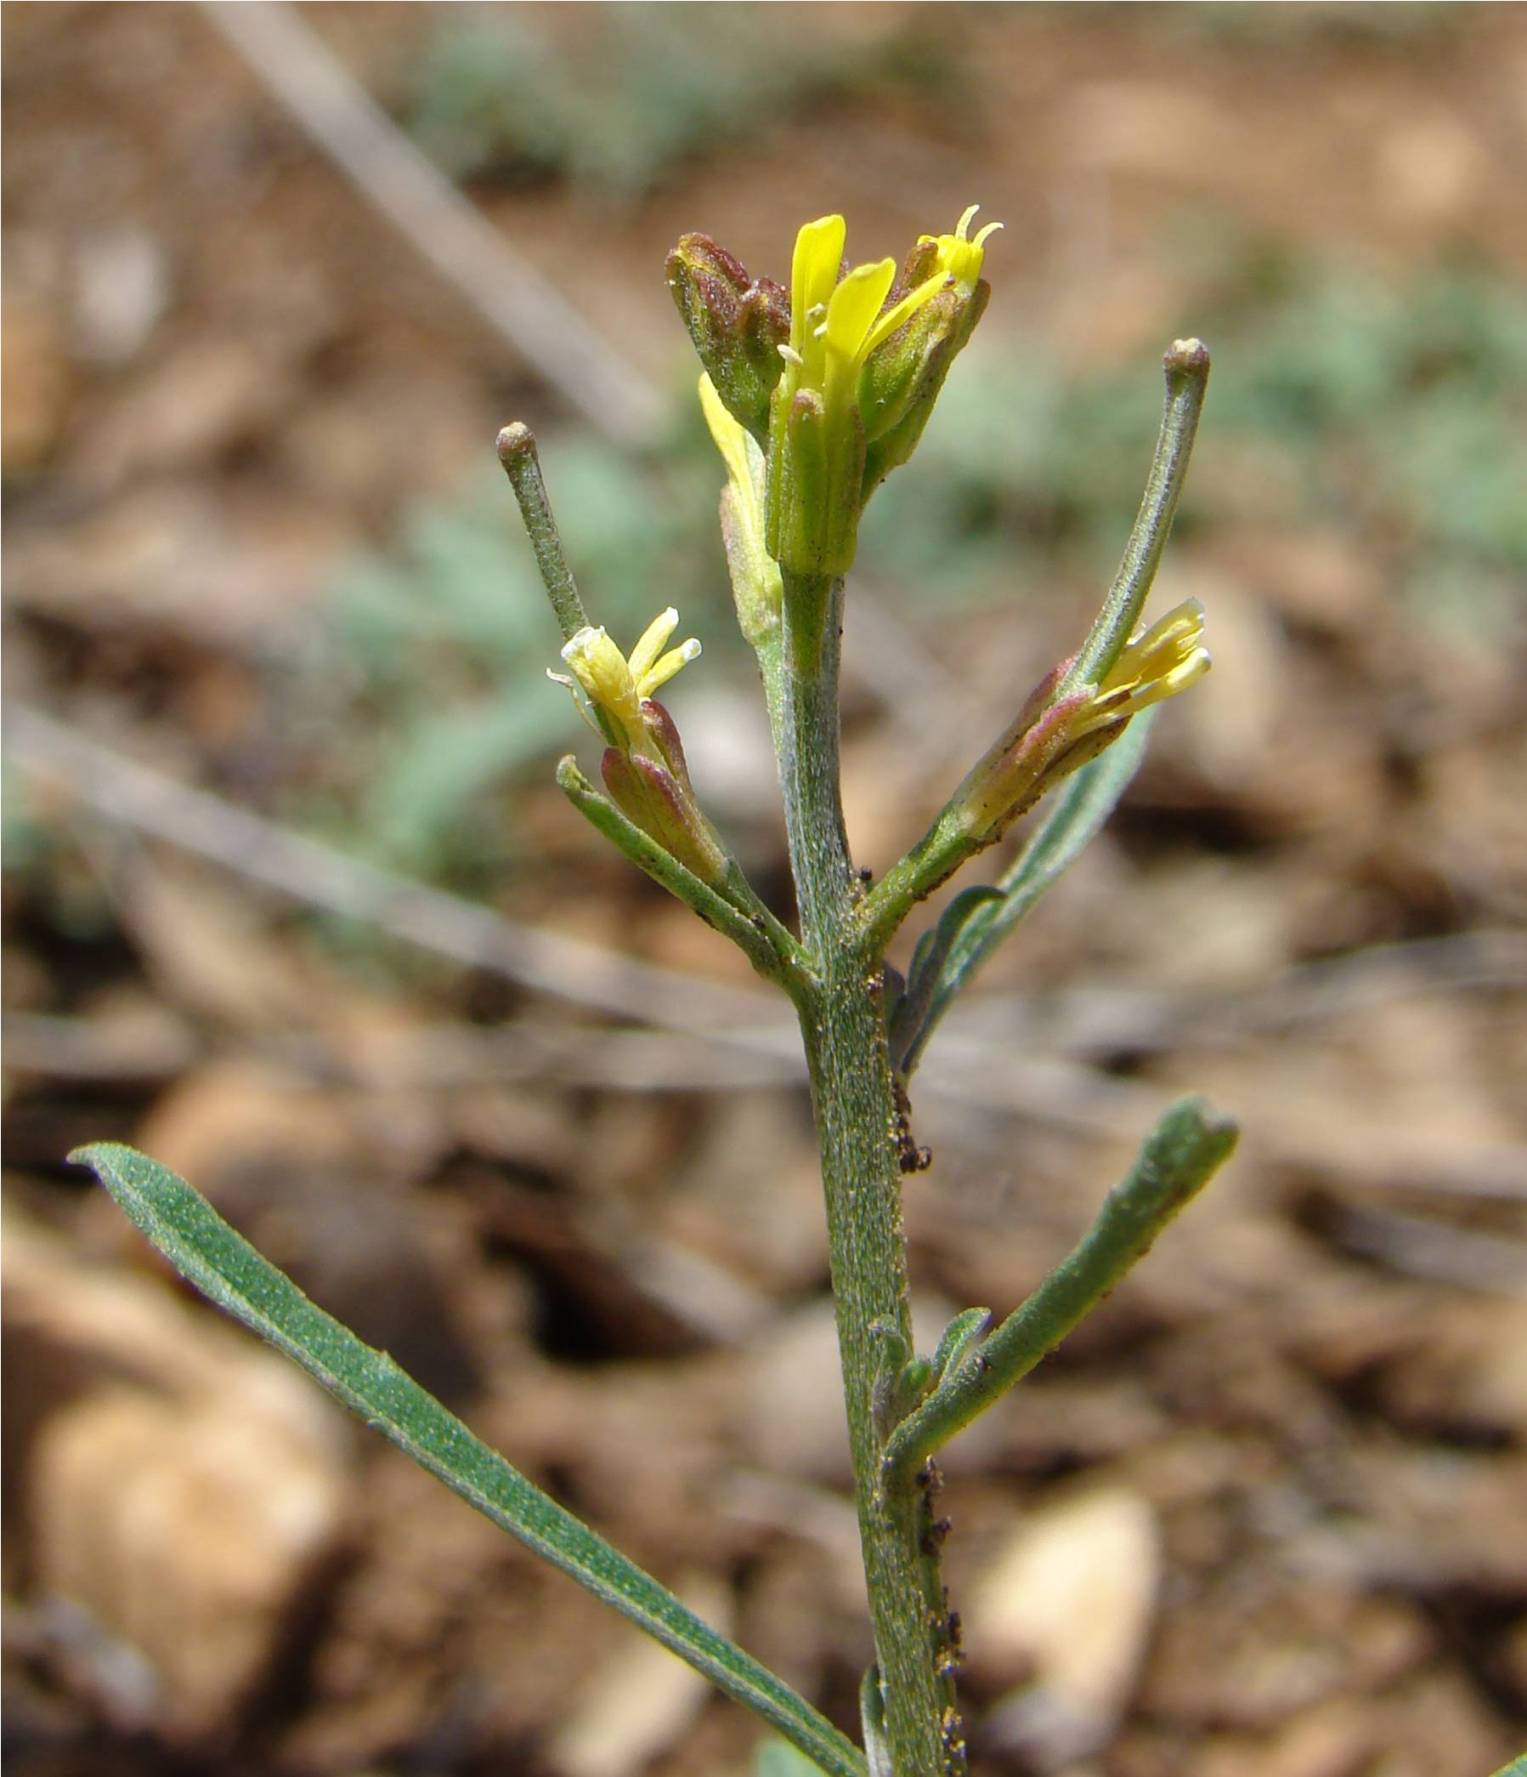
[199,0,661,443]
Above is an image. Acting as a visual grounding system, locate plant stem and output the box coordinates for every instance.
[1061,339,1210,695]
[497,423,590,643]
[777,569,958,1777]
[555,757,810,992]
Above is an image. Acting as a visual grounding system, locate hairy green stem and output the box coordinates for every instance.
[884,1096,1238,1481]
[856,805,990,961]
[777,569,958,1777]
[555,757,809,993]
[1061,339,1210,694]
[497,423,589,643]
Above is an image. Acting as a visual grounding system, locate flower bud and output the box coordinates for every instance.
[951,665,1097,842]
[666,235,789,443]
[599,706,729,886]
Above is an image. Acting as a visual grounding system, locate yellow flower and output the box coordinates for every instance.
[550,607,729,884]
[550,608,701,752]
[778,214,949,423]
[1071,599,1211,740]
[918,204,1003,298]
[765,207,999,577]
[953,601,1211,843]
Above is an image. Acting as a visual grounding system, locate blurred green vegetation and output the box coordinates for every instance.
[289,254,1526,888]
[406,5,959,198]
[285,435,724,888]
[876,257,1527,623]
[1167,2,1463,50]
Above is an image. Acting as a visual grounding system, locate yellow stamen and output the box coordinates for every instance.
[640,639,702,698]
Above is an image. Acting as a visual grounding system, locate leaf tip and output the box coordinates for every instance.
[1164,1094,1240,1168]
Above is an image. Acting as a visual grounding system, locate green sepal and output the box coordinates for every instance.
[766,386,864,579]
[719,481,782,654]
[861,261,990,495]
[601,747,729,888]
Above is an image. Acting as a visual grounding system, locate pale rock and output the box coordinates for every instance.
[72,225,169,365]
[550,1573,732,1777]
[741,1298,853,1485]
[7,1209,349,1738]
[966,1485,1161,1768]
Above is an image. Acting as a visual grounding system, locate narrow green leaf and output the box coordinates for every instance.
[1488,1757,1526,1777]
[72,1142,865,1777]
[887,885,1002,1072]
[883,1096,1237,1480]
[929,1307,992,1384]
[898,710,1155,1077]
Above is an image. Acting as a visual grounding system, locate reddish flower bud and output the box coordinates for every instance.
[600,745,728,886]
[666,234,789,443]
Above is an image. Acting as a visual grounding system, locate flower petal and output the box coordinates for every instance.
[823,258,897,366]
[627,607,680,682]
[638,638,702,698]
[790,215,846,355]
[698,374,754,495]
[860,269,948,361]
[561,626,641,726]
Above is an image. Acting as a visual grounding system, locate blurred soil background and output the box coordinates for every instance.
[4,4,1526,1775]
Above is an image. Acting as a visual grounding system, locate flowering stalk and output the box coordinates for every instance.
[773,560,961,1775]
[78,205,1239,1777]
[515,207,1234,1777]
